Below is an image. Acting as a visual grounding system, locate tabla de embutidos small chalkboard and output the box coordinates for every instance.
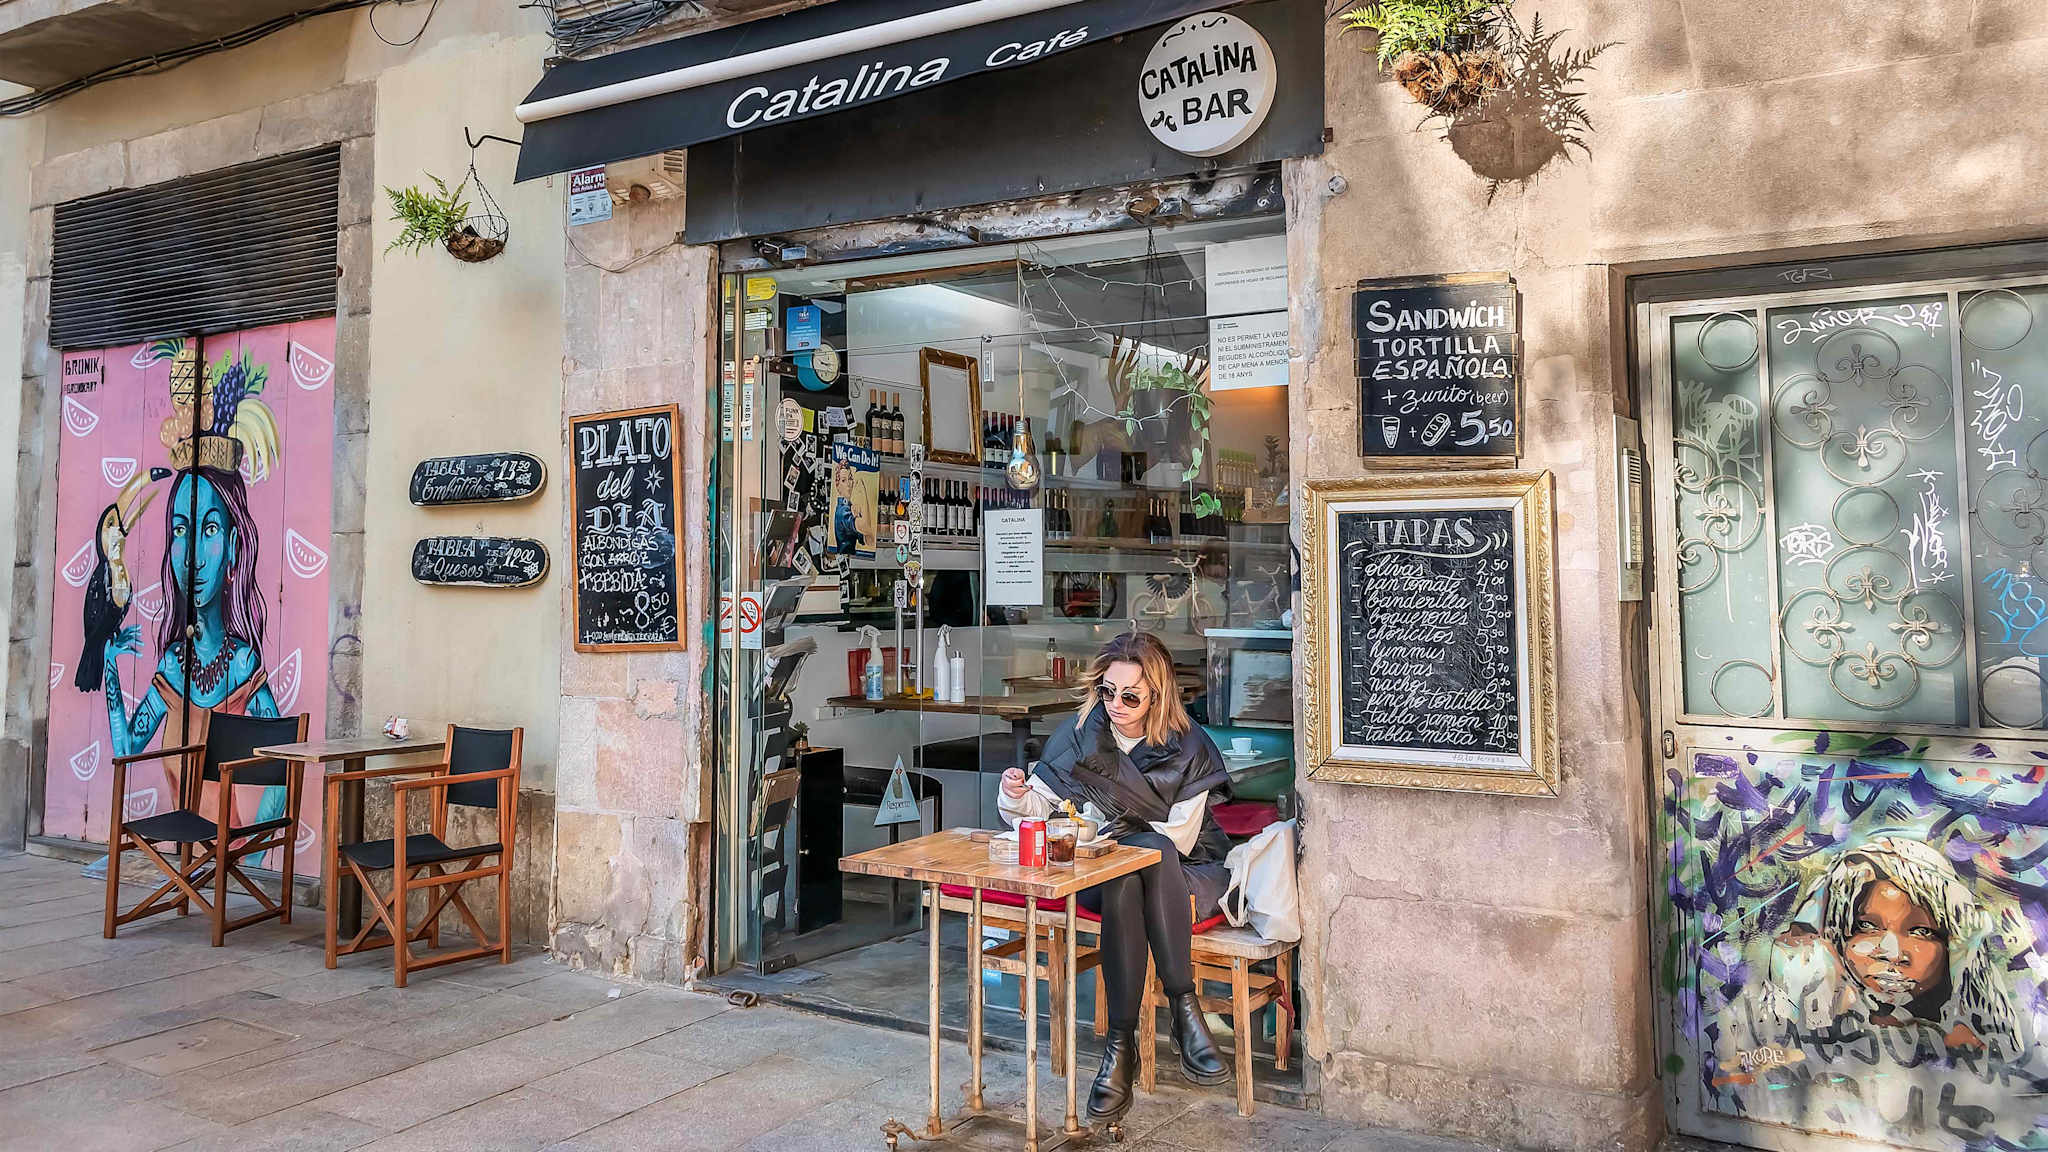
[412,537,550,588]
[1304,472,1557,797]
[1354,274,1518,464]
[570,404,685,653]
[409,452,546,506]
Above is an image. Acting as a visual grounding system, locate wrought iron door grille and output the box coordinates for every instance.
[1659,276,2048,731]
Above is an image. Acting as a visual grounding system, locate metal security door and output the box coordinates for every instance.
[1644,274,2048,1151]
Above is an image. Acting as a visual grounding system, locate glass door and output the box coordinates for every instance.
[1645,274,2048,1150]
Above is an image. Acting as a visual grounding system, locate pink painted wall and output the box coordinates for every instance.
[45,318,336,874]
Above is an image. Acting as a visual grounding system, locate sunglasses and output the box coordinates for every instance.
[1097,684,1147,708]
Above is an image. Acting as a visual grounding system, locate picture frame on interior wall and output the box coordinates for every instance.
[1300,471,1559,796]
[919,347,982,467]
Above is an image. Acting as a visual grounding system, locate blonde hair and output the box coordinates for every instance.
[1078,631,1189,747]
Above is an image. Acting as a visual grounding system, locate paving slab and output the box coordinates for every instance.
[101,1017,298,1075]
[352,1087,621,1152]
[159,1040,418,1126]
[159,1102,389,1152]
[530,1046,725,1113]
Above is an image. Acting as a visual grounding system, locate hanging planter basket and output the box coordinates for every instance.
[1391,39,1509,113]
[445,225,505,263]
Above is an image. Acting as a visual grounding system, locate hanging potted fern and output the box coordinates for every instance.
[1339,0,1510,113]
[384,173,507,263]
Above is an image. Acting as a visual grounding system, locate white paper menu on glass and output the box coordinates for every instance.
[983,508,1045,606]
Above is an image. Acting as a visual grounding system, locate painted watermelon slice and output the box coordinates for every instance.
[289,342,333,391]
[69,740,100,781]
[48,663,62,690]
[124,788,159,821]
[61,539,95,587]
[135,582,165,622]
[101,457,137,487]
[62,396,99,438]
[272,648,302,714]
[285,529,328,579]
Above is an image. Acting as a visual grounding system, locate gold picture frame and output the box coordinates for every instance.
[1301,470,1559,796]
[919,347,982,467]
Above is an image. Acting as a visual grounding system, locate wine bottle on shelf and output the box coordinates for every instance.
[890,393,904,456]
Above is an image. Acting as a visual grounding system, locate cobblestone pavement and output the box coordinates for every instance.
[0,850,1519,1152]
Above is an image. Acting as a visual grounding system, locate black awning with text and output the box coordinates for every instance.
[513,0,1235,181]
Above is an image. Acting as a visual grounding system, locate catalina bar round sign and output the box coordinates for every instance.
[1138,13,1276,158]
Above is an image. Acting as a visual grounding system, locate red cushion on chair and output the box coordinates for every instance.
[939,883,1103,921]
[1212,801,1280,839]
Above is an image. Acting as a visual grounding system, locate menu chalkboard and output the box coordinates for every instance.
[569,404,685,652]
[412,536,549,588]
[1354,275,1518,461]
[1339,508,1518,755]
[1305,473,1557,796]
[409,452,546,506]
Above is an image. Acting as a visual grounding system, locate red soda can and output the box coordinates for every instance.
[1017,819,1047,867]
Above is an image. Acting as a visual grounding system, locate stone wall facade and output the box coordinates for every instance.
[550,191,719,981]
[1288,4,2048,1149]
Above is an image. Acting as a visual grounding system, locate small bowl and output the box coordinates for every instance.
[988,836,1020,865]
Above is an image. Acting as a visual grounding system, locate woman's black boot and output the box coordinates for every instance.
[1087,1026,1140,1123]
[1169,991,1231,1085]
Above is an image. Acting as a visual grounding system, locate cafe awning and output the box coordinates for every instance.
[513,0,1235,181]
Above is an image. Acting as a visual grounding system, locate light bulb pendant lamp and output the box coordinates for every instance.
[1006,416,1040,491]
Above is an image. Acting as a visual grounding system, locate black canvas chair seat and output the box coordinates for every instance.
[340,834,502,873]
[126,809,291,845]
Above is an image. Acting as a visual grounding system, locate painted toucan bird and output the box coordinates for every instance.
[74,468,171,693]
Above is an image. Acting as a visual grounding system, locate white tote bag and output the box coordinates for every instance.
[1220,819,1300,943]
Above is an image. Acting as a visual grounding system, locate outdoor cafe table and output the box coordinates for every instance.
[253,734,445,936]
[840,828,1160,1151]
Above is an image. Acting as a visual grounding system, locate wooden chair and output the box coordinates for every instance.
[104,710,312,946]
[1138,922,1297,1117]
[324,725,521,986]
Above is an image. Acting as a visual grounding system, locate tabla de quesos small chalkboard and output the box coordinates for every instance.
[570,404,685,653]
[411,536,549,588]
[1354,274,1519,465]
[408,452,546,506]
[1302,471,1557,796]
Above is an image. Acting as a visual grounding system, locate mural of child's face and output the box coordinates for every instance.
[168,473,236,610]
[1843,879,1947,1006]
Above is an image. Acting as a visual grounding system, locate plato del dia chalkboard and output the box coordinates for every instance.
[412,536,549,588]
[409,452,546,506]
[1355,274,1518,461]
[570,404,685,652]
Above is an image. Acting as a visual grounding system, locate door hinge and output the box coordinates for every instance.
[1661,730,1677,760]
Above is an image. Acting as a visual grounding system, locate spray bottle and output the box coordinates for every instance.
[931,626,953,703]
[860,625,885,701]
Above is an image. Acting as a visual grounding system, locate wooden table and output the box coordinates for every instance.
[825,692,1076,770]
[255,735,445,936]
[841,829,1159,1151]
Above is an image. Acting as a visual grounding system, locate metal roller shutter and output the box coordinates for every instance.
[49,146,340,349]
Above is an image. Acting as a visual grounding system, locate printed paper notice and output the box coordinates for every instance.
[1211,311,1289,390]
[983,508,1044,606]
[567,167,612,226]
[1205,235,1287,314]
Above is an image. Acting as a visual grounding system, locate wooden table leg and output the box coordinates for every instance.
[968,889,985,1111]
[1024,895,1038,1152]
[927,883,943,1139]
[1064,893,1080,1136]
[338,757,366,937]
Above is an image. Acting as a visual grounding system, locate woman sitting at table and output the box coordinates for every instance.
[998,630,1233,1125]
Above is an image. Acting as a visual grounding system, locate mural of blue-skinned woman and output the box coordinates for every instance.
[102,341,285,832]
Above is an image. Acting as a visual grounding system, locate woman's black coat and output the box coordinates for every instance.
[1031,705,1235,917]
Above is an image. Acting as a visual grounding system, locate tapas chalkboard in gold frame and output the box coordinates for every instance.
[1301,471,1558,796]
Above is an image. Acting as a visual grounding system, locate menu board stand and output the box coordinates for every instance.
[569,404,686,652]
[1301,471,1558,796]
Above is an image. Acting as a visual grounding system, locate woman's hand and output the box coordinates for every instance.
[1000,767,1028,799]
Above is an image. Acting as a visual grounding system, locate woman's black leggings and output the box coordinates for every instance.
[1077,828,1194,1030]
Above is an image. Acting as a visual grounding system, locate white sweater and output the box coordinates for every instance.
[995,726,1208,855]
